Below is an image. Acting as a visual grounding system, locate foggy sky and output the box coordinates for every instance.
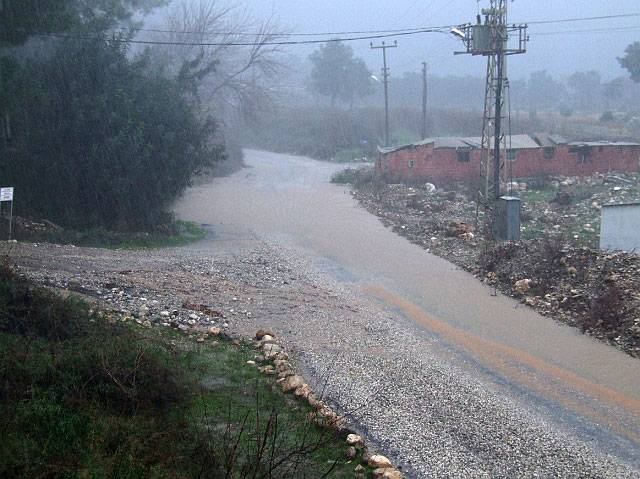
[245,0,640,80]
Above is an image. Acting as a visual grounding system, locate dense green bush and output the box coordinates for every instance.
[0,259,196,477]
[0,259,361,478]
[0,38,224,231]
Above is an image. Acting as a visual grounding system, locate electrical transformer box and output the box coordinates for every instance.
[493,196,521,241]
[471,24,507,55]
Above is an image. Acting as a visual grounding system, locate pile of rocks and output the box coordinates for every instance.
[250,329,405,478]
[97,287,231,338]
[0,215,62,238]
[478,242,640,357]
[353,181,481,267]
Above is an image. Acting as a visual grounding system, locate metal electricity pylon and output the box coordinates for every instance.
[454,1,528,203]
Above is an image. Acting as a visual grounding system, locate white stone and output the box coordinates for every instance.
[515,279,532,294]
[281,375,304,393]
[346,434,364,446]
[368,455,393,469]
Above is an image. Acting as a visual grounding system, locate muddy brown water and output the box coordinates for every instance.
[175,149,640,465]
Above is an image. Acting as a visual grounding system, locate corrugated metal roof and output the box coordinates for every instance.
[500,134,542,149]
[378,135,638,155]
[568,141,640,147]
[378,134,541,154]
[534,133,568,147]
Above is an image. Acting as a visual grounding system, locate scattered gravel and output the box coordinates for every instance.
[4,240,639,478]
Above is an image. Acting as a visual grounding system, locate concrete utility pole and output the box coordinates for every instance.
[371,41,397,147]
[421,62,428,140]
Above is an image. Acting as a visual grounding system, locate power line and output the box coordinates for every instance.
[524,12,640,26]
[16,11,640,47]
[110,12,640,38]
[119,25,453,37]
[531,26,640,37]
[30,28,448,47]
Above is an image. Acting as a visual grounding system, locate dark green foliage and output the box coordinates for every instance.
[0,261,362,477]
[0,261,91,340]
[0,0,167,46]
[9,220,207,249]
[331,168,359,185]
[0,0,76,46]
[1,38,223,230]
[309,41,374,105]
[246,104,481,160]
[247,105,380,160]
[619,41,640,83]
[0,260,194,477]
[600,110,615,122]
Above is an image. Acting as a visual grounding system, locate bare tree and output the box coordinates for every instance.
[147,0,286,122]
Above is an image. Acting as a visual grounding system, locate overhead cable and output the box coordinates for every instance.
[29,28,448,47]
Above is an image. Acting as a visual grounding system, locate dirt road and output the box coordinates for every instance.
[9,150,640,477]
[177,150,640,476]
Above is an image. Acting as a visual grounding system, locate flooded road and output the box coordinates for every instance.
[175,150,640,470]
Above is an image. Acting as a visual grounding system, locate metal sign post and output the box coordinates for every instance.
[1,187,14,240]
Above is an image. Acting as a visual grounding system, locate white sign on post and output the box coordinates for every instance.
[0,187,14,241]
[0,187,13,202]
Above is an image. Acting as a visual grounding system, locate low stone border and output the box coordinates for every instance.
[250,328,405,479]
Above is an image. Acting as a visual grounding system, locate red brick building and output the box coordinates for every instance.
[376,134,640,184]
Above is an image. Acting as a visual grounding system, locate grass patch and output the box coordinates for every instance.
[13,220,207,249]
[332,148,369,163]
[391,128,421,147]
[331,168,361,185]
[0,258,363,478]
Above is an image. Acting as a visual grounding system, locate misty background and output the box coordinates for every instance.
[243,0,640,79]
[141,0,640,157]
[2,0,640,236]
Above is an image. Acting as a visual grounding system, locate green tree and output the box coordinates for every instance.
[0,0,167,151]
[0,0,166,46]
[308,41,374,106]
[1,39,222,230]
[526,70,565,111]
[619,41,640,83]
[567,70,602,112]
[603,77,627,109]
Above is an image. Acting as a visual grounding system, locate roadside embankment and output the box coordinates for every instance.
[350,170,640,358]
[0,253,390,478]
[5,237,639,478]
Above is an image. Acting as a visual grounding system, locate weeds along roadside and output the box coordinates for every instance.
[0,257,382,478]
[0,219,207,249]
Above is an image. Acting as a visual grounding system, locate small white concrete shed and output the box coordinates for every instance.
[600,201,640,252]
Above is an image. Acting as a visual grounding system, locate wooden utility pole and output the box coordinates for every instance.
[421,62,428,140]
[371,41,397,147]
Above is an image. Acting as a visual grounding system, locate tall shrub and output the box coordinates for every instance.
[1,38,223,230]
